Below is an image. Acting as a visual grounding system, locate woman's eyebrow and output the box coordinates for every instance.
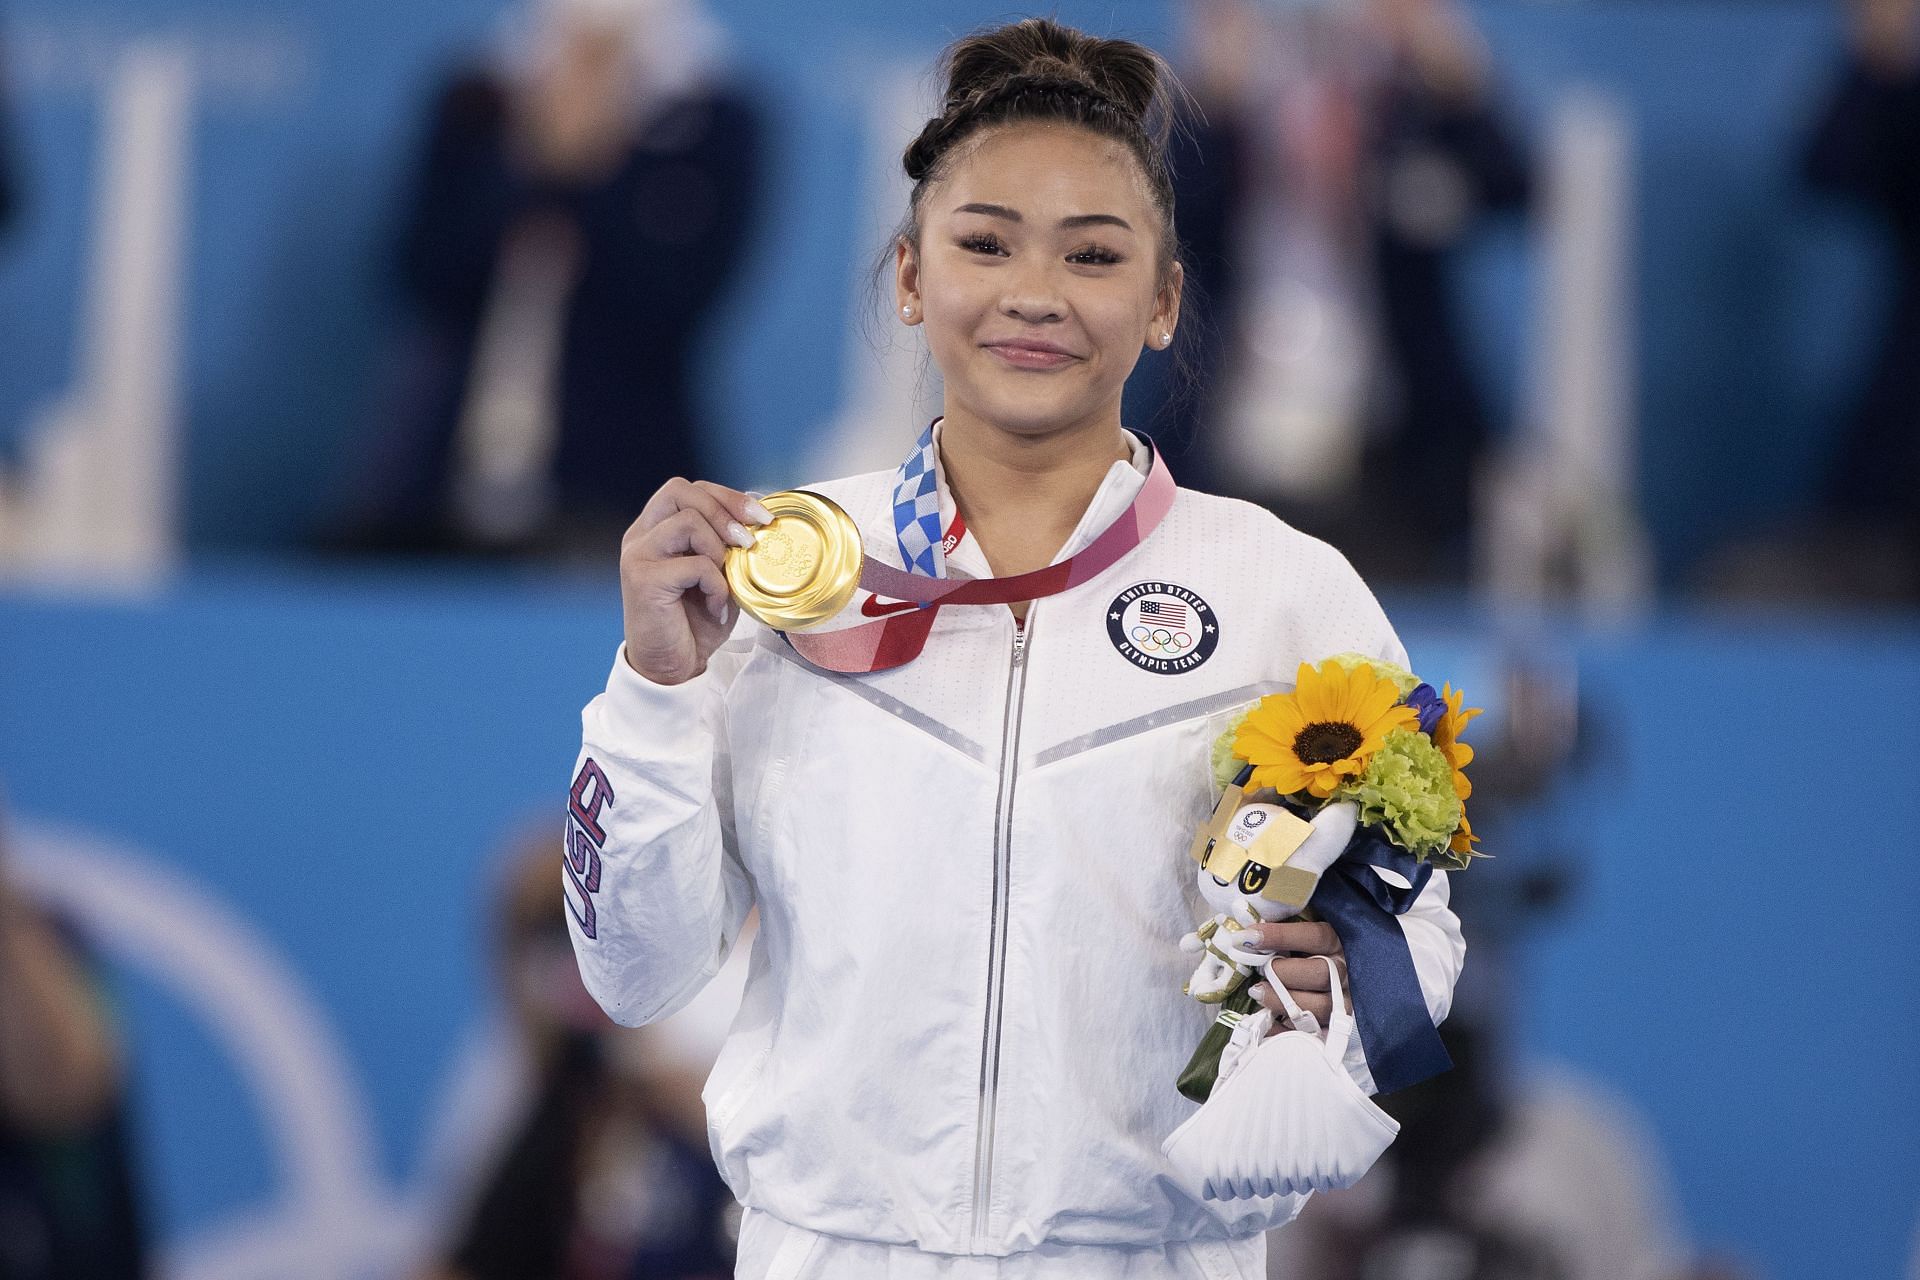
[952,203,1133,233]
[1060,213,1132,231]
[955,202,1023,221]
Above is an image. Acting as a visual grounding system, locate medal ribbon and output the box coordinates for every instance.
[781,423,1176,674]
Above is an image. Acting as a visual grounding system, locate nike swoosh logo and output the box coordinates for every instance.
[859,595,922,618]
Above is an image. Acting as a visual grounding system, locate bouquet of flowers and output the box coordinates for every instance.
[1175,653,1482,1104]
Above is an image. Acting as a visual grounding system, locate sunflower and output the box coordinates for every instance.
[1431,683,1482,800]
[1233,659,1418,799]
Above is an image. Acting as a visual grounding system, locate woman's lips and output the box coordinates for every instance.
[984,342,1079,370]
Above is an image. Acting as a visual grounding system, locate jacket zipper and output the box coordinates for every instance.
[970,609,1034,1247]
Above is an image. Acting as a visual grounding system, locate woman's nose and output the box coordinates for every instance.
[1001,264,1065,323]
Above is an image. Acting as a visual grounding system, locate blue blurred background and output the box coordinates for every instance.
[0,0,1898,575]
[1,0,1917,1277]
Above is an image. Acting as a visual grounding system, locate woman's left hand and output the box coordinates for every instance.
[1238,920,1351,1030]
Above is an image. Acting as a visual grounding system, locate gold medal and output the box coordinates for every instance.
[724,490,865,630]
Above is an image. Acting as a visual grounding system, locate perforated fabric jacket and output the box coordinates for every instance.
[563,437,1466,1257]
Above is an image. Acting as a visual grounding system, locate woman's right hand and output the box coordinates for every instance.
[620,479,770,685]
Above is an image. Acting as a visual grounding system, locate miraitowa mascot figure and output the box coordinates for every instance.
[1160,774,1401,1202]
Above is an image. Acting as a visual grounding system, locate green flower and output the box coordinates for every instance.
[1326,652,1421,697]
[1211,708,1252,791]
[1336,729,1463,860]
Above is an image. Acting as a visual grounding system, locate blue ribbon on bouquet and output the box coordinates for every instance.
[1309,825,1454,1095]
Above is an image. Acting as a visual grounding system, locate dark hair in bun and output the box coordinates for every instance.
[900,18,1183,274]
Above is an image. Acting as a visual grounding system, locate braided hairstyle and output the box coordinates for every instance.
[899,18,1184,283]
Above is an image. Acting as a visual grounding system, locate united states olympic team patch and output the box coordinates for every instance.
[1106,581,1218,674]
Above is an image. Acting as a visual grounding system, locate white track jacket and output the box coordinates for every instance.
[565,440,1466,1257]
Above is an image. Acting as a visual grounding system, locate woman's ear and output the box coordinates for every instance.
[1147,259,1184,349]
[895,237,923,326]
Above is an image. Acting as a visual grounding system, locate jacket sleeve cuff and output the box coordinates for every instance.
[597,644,727,749]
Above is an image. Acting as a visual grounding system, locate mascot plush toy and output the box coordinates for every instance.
[1173,776,1356,1097]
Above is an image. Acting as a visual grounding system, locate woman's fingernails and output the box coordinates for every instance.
[745,501,774,526]
[726,522,757,549]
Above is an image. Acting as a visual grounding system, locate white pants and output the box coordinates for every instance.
[735,1209,1266,1280]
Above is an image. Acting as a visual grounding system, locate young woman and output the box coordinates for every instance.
[565,18,1465,1278]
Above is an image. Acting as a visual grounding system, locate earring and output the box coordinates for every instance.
[1161,331,1172,345]
[902,304,914,318]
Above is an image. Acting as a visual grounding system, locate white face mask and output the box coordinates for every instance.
[1162,954,1399,1201]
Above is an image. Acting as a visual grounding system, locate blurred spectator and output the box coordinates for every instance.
[335,0,761,558]
[1358,0,1530,557]
[418,830,735,1280]
[1801,0,1920,599]
[1150,0,1528,583]
[0,809,149,1279]
[1122,0,1257,490]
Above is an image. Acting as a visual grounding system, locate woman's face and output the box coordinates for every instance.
[897,123,1181,440]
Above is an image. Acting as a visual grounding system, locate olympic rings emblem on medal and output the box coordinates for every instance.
[1106,582,1219,674]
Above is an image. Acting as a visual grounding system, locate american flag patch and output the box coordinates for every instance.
[1139,599,1190,625]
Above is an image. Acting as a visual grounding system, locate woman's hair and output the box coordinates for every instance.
[899,17,1184,280]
